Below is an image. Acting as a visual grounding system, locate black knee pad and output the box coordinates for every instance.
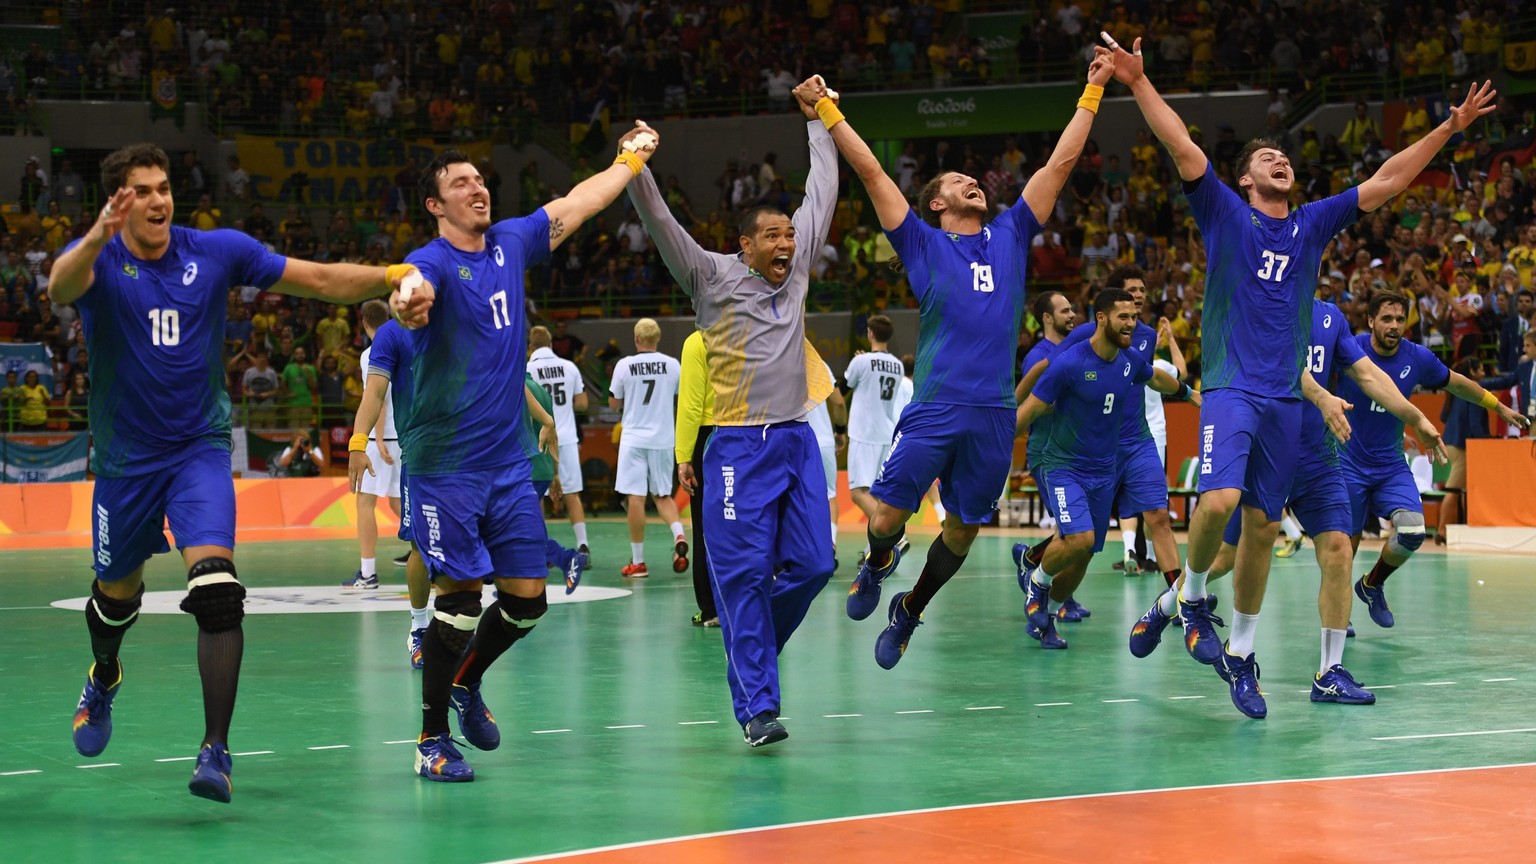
[493,591,547,635]
[86,581,144,640]
[431,590,482,656]
[179,557,245,633]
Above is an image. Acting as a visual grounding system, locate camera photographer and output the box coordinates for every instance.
[271,431,325,478]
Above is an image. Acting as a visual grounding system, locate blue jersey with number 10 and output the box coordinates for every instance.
[1336,334,1449,468]
[72,227,287,476]
[1187,163,1360,399]
[403,211,551,475]
[885,199,1038,409]
[1032,338,1153,474]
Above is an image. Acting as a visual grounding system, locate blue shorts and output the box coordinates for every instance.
[1116,437,1168,518]
[1221,452,1353,544]
[408,460,548,582]
[1040,465,1115,553]
[397,462,414,544]
[91,446,235,582]
[1197,389,1302,520]
[870,402,1013,525]
[1342,456,1422,536]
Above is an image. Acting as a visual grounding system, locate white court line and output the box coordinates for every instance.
[606,725,645,730]
[678,721,719,726]
[0,606,58,611]
[233,751,274,757]
[382,739,417,745]
[895,710,934,715]
[823,714,862,719]
[965,706,1003,711]
[77,763,120,769]
[154,756,196,763]
[1034,702,1071,707]
[1421,681,1457,686]
[488,762,1536,864]
[1483,678,1516,683]
[531,729,572,735]
[1169,696,1206,700]
[1373,728,1536,742]
[1366,685,1397,689]
[307,745,349,751]
[1102,699,1139,704]
[2,769,42,776]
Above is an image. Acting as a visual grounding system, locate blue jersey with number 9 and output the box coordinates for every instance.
[403,211,550,475]
[1187,163,1360,399]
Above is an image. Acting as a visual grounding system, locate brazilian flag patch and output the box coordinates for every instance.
[457,265,472,281]
[122,263,139,279]
[1085,371,1098,381]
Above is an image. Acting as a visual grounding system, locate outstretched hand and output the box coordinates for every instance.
[1087,46,1115,87]
[1447,80,1498,134]
[1100,31,1144,86]
[1410,415,1449,463]
[90,187,137,245]
[1320,394,1354,444]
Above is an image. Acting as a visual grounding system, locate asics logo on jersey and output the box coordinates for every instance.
[721,466,737,520]
[95,504,112,567]
[121,263,139,279]
[1323,314,1332,329]
[1053,487,1071,523]
[1201,425,1215,473]
[1123,363,1131,377]
[1399,366,1412,379]
[493,245,504,267]
[183,262,198,285]
[420,504,446,562]
[1292,223,1299,237]
[457,265,472,281]
[1138,340,1148,351]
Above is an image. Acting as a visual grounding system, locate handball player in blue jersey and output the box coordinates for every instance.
[400,130,657,781]
[1134,296,1445,716]
[51,143,428,802]
[1105,32,1499,686]
[1015,289,1195,649]
[1339,294,1527,631]
[829,49,1118,669]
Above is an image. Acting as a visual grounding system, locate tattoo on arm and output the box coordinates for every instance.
[549,217,565,241]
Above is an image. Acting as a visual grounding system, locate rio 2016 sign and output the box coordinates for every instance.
[842,84,1075,140]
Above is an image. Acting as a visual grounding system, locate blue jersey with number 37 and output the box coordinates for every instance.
[72,227,287,476]
[1187,163,1360,399]
[403,211,550,476]
[885,199,1038,409]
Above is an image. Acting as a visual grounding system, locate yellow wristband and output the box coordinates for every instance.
[614,151,644,176]
[1479,390,1500,410]
[815,96,845,130]
[349,433,369,453]
[1077,83,1104,114]
[385,263,415,285]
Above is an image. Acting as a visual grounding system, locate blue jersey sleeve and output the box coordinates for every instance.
[990,197,1042,259]
[1033,353,1070,406]
[1131,353,1154,386]
[1415,342,1452,388]
[1061,324,1091,349]
[506,208,553,269]
[1331,315,1367,371]
[885,210,934,302]
[207,229,288,290]
[368,322,404,378]
[1184,163,1245,242]
[1301,188,1362,247]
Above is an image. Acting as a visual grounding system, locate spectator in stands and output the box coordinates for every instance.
[16,369,49,430]
[314,304,350,359]
[63,370,89,430]
[1500,289,1534,371]
[315,353,347,428]
[190,194,221,231]
[281,344,316,429]
[243,349,281,428]
[0,370,21,427]
[551,319,586,364]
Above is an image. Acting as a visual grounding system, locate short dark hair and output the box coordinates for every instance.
[901,353,915,377]
[918,172,957,228]
[738,206,788,238]
[867,314,893,344]
[1517,289,1534,302]
[1094,287,1136,318]
[1105,265,1146,290]
[1368,292,1409,319]
[1233,138,1286,187]
[361,299,390,329]
[418,149,476,212]
[101,143,170,193]
[1032,290,1066,322]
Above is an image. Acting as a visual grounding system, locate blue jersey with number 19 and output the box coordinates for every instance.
[1187,163,1360,399]
[403,210,550,475]
[1336,334,1449,468]
[1032,338,1153,474]
[885,199,1038,409]
[71,226,287,476]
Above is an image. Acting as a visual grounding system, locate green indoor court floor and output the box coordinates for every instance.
[1,522,1532,863]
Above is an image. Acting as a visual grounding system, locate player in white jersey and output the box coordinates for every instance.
[887,353,943,524]
[527,325,591,560]
[344,300,405,590]
[1120,315,1186,573]
[609,318,686,578]
[806,358,847,555]
[844,315,903,529]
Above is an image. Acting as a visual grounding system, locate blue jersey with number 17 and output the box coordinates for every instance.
[885,198,1038,409]
[1032,338,1153,474]
[1336,334,1449,469]
[1187,163,1360,399]
[403,210,551,475]
[71,226,287,477]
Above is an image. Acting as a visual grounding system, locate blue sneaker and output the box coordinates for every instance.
[1346,623,1355,638]
[1311,665,1376,704]
[188,743,234,802]
[1179,594,1226,665]
[1215,646,1267,719]
[1128,591,1175,658]
[1354,577,1394,628]
[1012,542,1038,594]
[742,711,789,747]
[563,548,587,595]
[1027,614,1068,649]
[71,663,121,757]
[1057,596,1091,621]
[874,591,924,670]
[450,681,500,751]
[847,544,902,620]
[1023,575,1053,632]
[415,733,474,782]
[341,571,379,590]
[407,628,425,670]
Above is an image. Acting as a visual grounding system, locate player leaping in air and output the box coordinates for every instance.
[829,49,1117,669]
[1102,30,1498,717]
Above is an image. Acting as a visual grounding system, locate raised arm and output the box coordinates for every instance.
[814,83,912,232]
[1022,48,1115,225]
[545,122,662,252]
[1445,368,1532,431]
[1358,81,1496,213]
[1160,318,1189,379]
[628,165,721,298]
[48,187,135,305]
[1341,358,1448,459]
[1103,34,1209,181]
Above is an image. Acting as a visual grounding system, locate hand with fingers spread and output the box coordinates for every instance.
[90,187,137,246]
[1410,415,1449,463]
[1100,31,1144,86]
[1320,393,1354,444]
[1447,80,1498,134]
